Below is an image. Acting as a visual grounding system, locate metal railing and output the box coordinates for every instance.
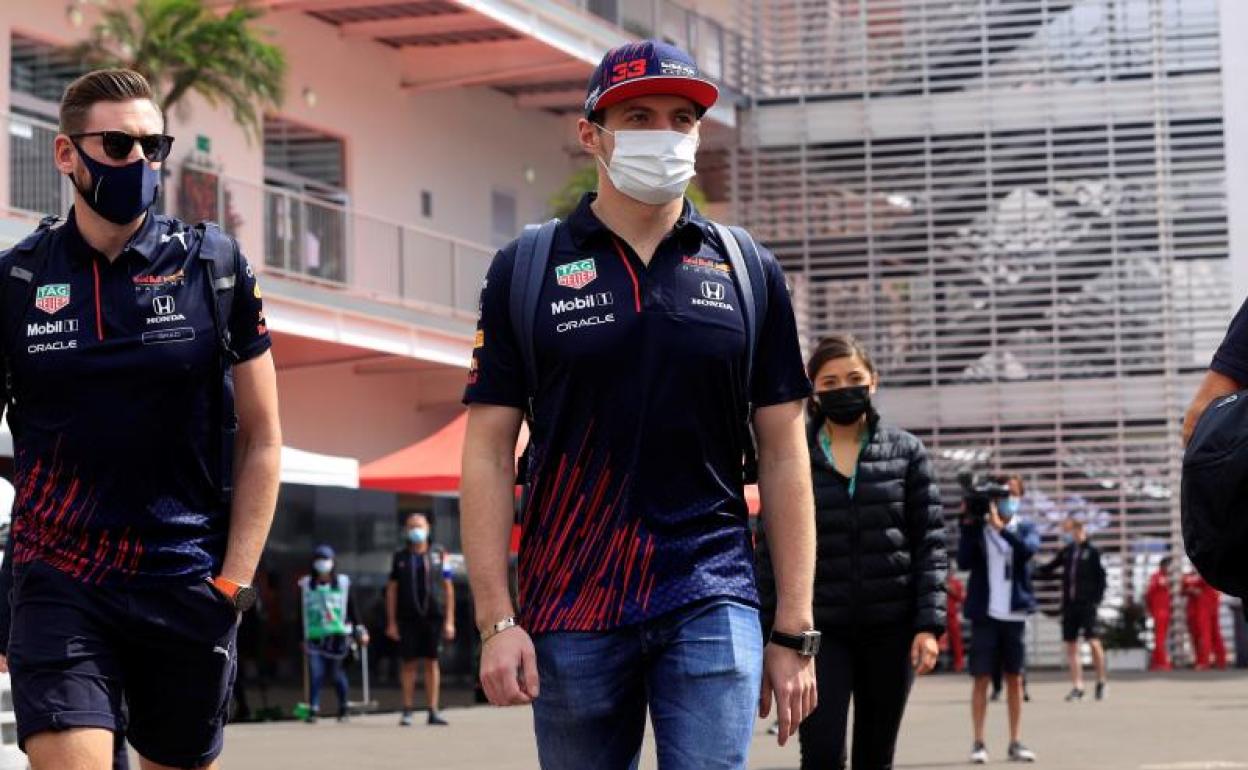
[1,112,493,322]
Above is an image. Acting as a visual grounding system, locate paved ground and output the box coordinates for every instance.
[211,670,1248,769]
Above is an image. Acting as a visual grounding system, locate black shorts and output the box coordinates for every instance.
[8,560,238,768]
[1062,604,1101,642]
[969,618,1026,677]
[398,615,443,661]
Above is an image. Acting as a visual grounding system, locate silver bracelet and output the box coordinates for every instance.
[480,616,520,643]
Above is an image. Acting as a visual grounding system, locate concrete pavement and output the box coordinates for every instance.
[212,670,1248,769]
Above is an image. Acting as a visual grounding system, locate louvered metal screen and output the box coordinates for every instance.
[734,0,1234,664]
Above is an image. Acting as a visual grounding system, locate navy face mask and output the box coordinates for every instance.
[70,141,160,225]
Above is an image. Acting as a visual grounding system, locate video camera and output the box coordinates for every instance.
[958,472,1011,524]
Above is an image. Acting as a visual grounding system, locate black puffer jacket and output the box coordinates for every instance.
[756,416,948,635]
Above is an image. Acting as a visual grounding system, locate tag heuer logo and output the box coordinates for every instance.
[34,284,70,315]
[555,259,598,290]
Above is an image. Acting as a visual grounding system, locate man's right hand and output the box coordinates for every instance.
[0,654,8,674]
[479,627,539,707]
[385,623,400,643]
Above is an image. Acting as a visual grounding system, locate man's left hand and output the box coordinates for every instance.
[444,622,456,642]
[911,632,939,675]
[758,643,817,747]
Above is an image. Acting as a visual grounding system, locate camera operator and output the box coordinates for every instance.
[957,475,1040,764]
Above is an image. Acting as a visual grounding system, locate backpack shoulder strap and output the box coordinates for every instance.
[3,216,64,388]
[195,221,239,364]
[508,218,559,418]
[194,221,240,504]
[709,221,769,484]
[711,223,768,392]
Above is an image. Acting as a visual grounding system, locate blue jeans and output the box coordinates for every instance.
[306,638,350,715]
[532,600,763,770]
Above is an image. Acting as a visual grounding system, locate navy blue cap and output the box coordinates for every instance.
[584,40,718,118]
[314,544,335,560]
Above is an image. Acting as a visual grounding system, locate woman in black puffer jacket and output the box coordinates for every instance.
[756,334,948,770]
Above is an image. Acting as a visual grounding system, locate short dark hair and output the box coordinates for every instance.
[60,69,158,135]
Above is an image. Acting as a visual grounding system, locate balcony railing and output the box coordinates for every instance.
[3,112,493,323]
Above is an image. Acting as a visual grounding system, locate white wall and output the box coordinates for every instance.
[1219,0,1248,308]
[277,358,466,462]
[0,4,580,249]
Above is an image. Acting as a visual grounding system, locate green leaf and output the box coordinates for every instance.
[69,0,287,142]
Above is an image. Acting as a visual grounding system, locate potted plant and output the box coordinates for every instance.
[1102,600,1149,671]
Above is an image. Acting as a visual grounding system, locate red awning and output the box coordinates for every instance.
[360,411,529,494]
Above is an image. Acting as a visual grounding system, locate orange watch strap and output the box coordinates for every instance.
[212,575,244,599]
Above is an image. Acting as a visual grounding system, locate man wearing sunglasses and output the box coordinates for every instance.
[0,69,280,770]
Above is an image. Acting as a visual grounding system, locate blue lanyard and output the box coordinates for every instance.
[818,424,872,498]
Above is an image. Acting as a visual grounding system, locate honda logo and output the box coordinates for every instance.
[153,296,176,315]
[701,281,726,301]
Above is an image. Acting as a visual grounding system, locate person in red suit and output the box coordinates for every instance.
[1202,580,1228,670]
[943,574,967,672]
[1145,557,1173,671]
[1183,571,1214,669]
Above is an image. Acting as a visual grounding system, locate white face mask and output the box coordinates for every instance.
[595,125,699,205]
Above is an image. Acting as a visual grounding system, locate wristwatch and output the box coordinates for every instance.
[210,575,258,613]
[769,628,822,657]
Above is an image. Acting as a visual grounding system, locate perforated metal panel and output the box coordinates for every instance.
[734,0,1231,664]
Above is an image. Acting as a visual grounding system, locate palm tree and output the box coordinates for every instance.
[72,0,286,140]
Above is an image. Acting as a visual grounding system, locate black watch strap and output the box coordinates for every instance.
[769,629,822,657]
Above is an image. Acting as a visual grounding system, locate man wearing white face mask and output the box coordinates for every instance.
[462,40,818,770]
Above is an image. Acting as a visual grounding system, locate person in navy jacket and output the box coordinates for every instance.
[957,476,1040,764]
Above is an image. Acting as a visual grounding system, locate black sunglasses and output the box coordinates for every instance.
[70,131,175,163]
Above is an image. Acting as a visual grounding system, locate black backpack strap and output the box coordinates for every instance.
[195,221,240,504]
[3,216,63,412]
[508,218,558,492]
[710,222,769,484]
[509,219,559,418]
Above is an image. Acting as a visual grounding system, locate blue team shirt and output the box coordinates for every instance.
[0,209,270,585]
[464,194,811,633]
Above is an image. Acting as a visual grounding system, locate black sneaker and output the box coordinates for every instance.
[399,710,414,727]
[336,712,349,723]
[1095,681,1107,701]
[970,742,989,764]
[766,721,780,736]
[990,687,1002,702]
[428,710,449,726]
[1064,687,1084,702]
[1008,741,1036,762]
[304,713,319,724]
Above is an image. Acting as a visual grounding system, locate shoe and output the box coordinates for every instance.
[970,742,989,764]
[1023,689,1031,703]
[336,712,349,723]
[1095,681,1106,701]
[990,688,1002,702]
[399,711,413,727]
[1064,687,1084,702]
[766,721,780,736]
[1008,741,1037,762]
[428,710,449,726]
[304,713,319,724]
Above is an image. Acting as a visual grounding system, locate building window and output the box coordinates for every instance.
[263,116,349,283]
[8,34,83,216]
[491,189,517,248]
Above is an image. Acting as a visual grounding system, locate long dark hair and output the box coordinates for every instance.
[806,334,878,418]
